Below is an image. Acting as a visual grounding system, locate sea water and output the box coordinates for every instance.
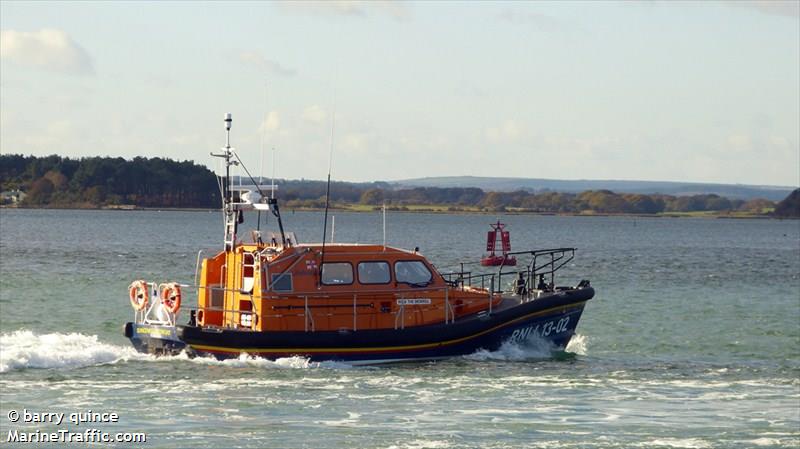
[0,209,798,448]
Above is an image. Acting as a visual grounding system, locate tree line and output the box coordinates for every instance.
[1,154,796,216]
[354,187,784,214]
[1,154,220,208]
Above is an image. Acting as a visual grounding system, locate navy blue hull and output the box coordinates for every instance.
[185,287,592,363]
[126,287,593,363]
[123,322,186,355]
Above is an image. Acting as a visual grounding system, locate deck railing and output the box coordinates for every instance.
[185,283,498,333]
[441,247,575,297]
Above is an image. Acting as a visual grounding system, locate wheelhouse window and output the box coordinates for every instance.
[395,261,432,285]
[271,273,293,292]
[321,262,354,285]
[357,261,391,284]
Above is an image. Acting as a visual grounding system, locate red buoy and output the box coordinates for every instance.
[481,221,517,266]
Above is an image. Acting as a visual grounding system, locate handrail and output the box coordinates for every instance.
[265,248,309,289]
[189,292,494,332]
[507,247,576,256]
[394,301,405,330]
[485,275,494,315]
[193,283,460,298]
[441,257,576,296]
[194,250,204,286]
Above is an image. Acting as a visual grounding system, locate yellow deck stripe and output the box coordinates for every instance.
[189,300,588,354]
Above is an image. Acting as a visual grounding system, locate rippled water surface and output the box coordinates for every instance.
[1,209,798,448]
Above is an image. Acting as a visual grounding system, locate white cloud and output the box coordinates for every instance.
[19,119,78,149]
[485,119,524,144]
[341,132,369,152]
[0,29,94,75]
[259,111,281,133]
[497,10,562,31]
[239,52,296,77]
[726,1,800,19]
[276,1,410,20]
[302,105,327,124]
[726,134,752,151]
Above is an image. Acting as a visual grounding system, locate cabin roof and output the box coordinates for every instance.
[296,243,415,254]
[232,242,426,260]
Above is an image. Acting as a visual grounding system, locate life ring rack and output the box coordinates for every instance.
[128,280,149,311]
[159,282,182,314]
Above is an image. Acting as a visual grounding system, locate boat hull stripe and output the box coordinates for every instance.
[188,300,587,355]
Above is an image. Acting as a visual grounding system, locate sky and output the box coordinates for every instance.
[1,1,798,187]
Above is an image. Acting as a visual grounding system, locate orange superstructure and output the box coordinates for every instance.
[196,242,500,333]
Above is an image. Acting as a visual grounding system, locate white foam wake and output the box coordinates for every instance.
[167,352,352,370]
[0,330,140,373]
[465,333,589,362]
[1,330,588,372]
[0,330,351,373]
[566,333,588,355]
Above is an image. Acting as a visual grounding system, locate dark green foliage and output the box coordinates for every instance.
[773,189,800,218]
[360,188,384,205]
[1,154,220,208]
[26,178,55,204]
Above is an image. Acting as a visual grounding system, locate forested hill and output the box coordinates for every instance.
[0,154,220,208]
[397,176,794,202]
[1,154,796,216]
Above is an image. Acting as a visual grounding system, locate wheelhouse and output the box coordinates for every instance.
[195,242,502,333]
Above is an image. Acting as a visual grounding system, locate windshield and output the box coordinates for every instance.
[395,261,432,285]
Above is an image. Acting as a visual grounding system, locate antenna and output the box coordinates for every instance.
[271,146,276,199]
[222,113,233,205]
[258,83,268,232]
[319,77,337,285]
[383,203,386,251]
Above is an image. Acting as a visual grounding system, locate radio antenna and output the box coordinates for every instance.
[258,81,268,231]
[271,146,276,199]
[319,75,337,285]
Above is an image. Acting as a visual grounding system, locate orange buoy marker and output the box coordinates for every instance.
[129,280,149,311]
[160,283,182,314]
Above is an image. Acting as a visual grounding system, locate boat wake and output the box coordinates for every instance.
[1,330,588,372]
[0,330,141,373]
[165,352,353,370]
[566,333,588,355]
[464,333,588,362]
[0,330,350,373]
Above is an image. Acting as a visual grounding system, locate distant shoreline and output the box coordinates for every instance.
[2,203,793,219]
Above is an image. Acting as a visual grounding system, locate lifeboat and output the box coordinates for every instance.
[123,114,595,363]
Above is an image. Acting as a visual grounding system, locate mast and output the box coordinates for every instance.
[211,113,239,251]
[210,112,287,250]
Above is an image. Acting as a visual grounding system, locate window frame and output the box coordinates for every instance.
[393,259,433,286]
[270,272,293,293]
[356,260,392,285]
[241,252,256,293]
[320,261,355,286]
